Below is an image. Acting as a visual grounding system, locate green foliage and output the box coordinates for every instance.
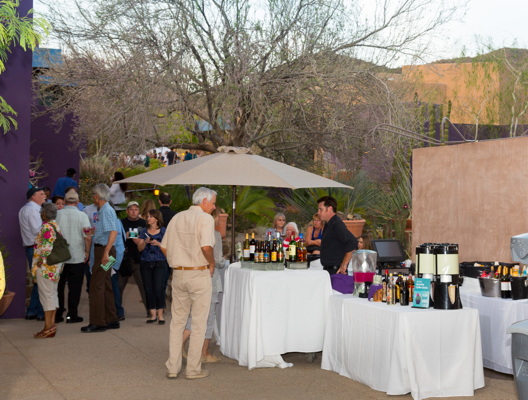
[281,170,382,229]
[213,186,277,232]
[0,0,49,135]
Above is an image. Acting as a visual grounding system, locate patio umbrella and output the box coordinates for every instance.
[119,146,352,259]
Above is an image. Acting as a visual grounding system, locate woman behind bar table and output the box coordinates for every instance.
[31,202,65,338]
[305,213,324,255]
[266,212,286,239]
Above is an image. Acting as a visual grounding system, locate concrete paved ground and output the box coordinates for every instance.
[0,281,518,400]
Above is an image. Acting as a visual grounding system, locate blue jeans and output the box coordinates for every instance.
[25,246,44,318]
[111,271,124,318]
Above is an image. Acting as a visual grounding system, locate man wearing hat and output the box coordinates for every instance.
[55,191,92,323]
[52,167,78,197]
[119,201,148,316]
[18,186,47,320]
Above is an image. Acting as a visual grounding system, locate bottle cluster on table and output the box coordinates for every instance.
[479,262,526,299]
[380,269,414,306]
[242,232,307,264]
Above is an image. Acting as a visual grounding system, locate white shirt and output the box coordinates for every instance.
[109,183,126,206]
[56,206,91,264]
[19,201,42,246]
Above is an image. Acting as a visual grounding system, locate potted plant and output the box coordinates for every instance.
[281,170,381,238]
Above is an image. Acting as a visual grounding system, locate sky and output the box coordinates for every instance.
[33,0,528,65]
[439,0,528,58]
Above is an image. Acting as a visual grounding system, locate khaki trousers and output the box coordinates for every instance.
[166,269,212,376]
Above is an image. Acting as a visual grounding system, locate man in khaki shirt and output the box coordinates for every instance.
[161,187,216,380]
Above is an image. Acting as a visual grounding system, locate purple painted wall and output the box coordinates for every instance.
[31,108,79,191]
[0,0,33,318]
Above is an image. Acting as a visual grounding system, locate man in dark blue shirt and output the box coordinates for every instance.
[317,196,358,274]
[52,168,78,197]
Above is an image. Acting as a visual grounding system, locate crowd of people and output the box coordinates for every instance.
[19,166,373,380]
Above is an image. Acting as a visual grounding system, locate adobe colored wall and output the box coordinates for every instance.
[412,137,528,263]
[0,0,33,318]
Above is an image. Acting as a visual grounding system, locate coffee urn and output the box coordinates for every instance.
[351,250,377,298]
[433,243,462,309]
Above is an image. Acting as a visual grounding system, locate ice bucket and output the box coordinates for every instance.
[478,278,501,297]
[511,276,528,300]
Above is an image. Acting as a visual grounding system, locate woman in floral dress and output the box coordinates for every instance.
[31,203,65,338]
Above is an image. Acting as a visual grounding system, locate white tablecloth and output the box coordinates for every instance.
[220,262,333,369]
[460,290,528,374]
[322,295,485,400]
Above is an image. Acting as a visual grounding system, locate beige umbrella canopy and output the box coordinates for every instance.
[119,147,352,259]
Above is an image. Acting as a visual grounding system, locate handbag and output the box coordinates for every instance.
[47,225,71,265]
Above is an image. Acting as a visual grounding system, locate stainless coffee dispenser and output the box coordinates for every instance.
[351,250,377,298]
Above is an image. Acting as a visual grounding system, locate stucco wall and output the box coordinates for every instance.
[0,0,33,318]
[412,137,528,263]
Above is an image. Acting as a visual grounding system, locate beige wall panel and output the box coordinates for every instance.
[412,137,528,263]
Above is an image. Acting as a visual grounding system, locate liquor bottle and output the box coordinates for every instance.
[494,262,500,279]
[278,240,285,265]
[396,274,403,303]
[400,279,409,306]
[258,241,265,263]
[264,239,271,263]
[249,233,256,261]
[387,273,395,305]
[297,233,306,262]
[382,269,388,303]
[243,233,250,261]
[288,235,297,262]
[271,239,278,263]
[407,274,414,303]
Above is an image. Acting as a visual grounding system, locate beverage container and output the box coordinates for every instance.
[243,233,250,261]
[249,233,256,261]
[278,241,285,264]
[288,235,297,262]
[387,273,395,305]
[258,241,265,263]
[264,239,271,263]
[271,240,278,263]
[407,274,414,303]
[396,274,404,303]
[297,233,306,262]
[400,280,409,306]
[501,266,511,299]
[382,269,388,303]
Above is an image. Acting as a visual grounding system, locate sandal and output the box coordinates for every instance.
[34,326,56,339]
[201,354,221,363]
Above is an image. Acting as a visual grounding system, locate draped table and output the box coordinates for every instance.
[322,295,485,400]
[220,262,333,369]
[460,290,528,374]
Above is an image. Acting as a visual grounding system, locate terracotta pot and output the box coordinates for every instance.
[0,291,15,317]
[217,213,229,239]
[343,219,366,238]
[406,218,412,231]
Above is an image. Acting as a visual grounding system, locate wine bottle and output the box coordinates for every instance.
[243,233,250,261]
[249,233,256,261]
[289,235,297,262]
[396,274,403,303]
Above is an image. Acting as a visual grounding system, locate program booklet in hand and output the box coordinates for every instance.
[101,255,117,271]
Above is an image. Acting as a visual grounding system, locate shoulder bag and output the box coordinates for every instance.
[47,225,71,265]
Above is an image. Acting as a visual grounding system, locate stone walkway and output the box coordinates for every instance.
[0,281,518,400]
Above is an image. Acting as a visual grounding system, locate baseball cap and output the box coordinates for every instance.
[127,201,139,208]
[65,191,79,202]
[26,186,45,199]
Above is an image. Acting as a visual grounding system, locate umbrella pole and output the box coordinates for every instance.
[230,185,236,263]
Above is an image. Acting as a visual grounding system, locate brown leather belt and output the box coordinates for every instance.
[174,266,208,271]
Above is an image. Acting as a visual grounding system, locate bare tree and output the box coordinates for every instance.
[36,0,464,168]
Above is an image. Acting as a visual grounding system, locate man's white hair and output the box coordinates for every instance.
[192,187,217,205]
